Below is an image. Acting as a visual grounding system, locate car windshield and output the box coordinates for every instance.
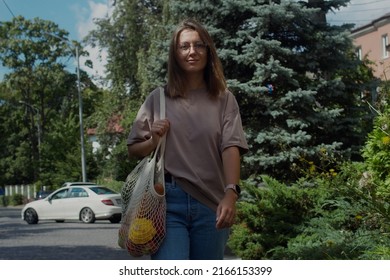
[89,186,117,195]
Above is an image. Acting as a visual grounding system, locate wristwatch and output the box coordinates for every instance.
[224,184,241,197]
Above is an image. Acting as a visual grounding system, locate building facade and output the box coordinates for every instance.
[351,13,390,80]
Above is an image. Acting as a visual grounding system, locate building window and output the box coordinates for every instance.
[356,46,362,60]
[382,34,389,58]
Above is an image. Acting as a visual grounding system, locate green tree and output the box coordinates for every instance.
[167,0,375,182]
[86,0,168,99]
[86,0,376,184]
[0,83,32,185]
[0,16,99,186]
[85,0,170,181]
[84,89,140,182]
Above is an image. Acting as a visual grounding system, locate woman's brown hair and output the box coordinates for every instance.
[167,19,227,98]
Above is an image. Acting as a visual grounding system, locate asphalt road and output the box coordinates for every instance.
[0,206,237,260]
[0,206,148,260]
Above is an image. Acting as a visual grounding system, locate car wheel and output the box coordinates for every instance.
[80,207,95,223]
[109,216,121,223]
[55,220,65,223]
[24,208,38,224]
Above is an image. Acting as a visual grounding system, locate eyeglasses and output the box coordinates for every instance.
[178,42,207,53]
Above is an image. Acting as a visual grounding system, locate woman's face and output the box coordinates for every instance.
[176,29,208,75]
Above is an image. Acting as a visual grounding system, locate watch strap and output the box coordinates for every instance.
[225,184,240,196]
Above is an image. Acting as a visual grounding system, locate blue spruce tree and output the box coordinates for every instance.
[168,0,376,182]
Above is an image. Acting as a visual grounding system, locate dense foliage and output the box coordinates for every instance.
[0,16,102,187]
[362,81,390,201]
[2,2,375,185]
[228,79,390,260]
[87,0,376,184]
[229,162,390,260]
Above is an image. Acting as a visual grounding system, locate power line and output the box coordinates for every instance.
[329,19,375,22]
[2,0,15,18]
[328,0,390,24]
[333,7,390,13]
[352,0,388,6]
[331,0,389,13]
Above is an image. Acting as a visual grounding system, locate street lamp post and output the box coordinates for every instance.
[74,45,87,182]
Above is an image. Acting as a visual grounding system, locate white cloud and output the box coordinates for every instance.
[73,0,113,86]
[76,1,110,38]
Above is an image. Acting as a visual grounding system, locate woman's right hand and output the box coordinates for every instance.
[128,119,170,158]
[150,119,170,147]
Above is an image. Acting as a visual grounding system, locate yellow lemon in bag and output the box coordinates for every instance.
[128,218,156,244]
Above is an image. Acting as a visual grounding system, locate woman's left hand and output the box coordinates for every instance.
[215,191,238,229]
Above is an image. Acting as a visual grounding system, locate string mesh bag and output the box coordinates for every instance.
[118,87,166,257]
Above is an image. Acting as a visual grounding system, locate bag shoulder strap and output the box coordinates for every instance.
[157,87,166,158]
[159,87,165,119]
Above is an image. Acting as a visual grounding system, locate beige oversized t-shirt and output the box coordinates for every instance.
[127,87,248,211]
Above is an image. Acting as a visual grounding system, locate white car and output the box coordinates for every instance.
[21,184,122,224]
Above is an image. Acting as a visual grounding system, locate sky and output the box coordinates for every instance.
[0,0,113,84]
[0,0,390,84]
[326,0,390,28]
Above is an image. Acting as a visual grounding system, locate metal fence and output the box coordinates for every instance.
[4,185,37,200]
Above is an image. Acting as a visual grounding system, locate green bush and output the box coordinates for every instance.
[10,193,24,206]
[228,175,326,259]
[277,163,390,260]
[228,162,390,260]
[362,107,390,200]
[0,196,8,207]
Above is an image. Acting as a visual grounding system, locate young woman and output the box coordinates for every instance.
[127,19,248,260]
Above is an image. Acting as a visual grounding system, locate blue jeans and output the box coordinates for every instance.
[151,179,230,260]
